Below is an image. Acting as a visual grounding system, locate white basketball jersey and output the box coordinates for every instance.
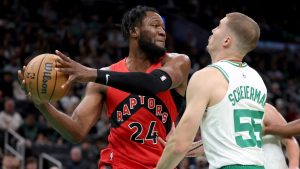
[263,135,288,169]
[201,60,267,169]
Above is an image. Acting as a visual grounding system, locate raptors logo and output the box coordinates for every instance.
[110,94,172,133]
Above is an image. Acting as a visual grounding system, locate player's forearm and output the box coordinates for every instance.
[266,122,300,137]
[95,69,172,95]
[285,119,300,136]
[284,137,299,168]
[34,103,84,143]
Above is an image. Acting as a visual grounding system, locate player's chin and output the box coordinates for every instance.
[155,41,165,48]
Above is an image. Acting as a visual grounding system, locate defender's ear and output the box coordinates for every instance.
[223,36,232,48]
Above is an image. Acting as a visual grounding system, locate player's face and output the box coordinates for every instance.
[138,12,166,62]
[206,17,229,54]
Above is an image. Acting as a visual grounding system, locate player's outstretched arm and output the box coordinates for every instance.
[265,119,300,137]
[55,50,190,95]
[18,67,104,143]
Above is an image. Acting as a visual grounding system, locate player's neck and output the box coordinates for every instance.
[126,51,152,72]
[212,54,243,63]
[211,48,244,63]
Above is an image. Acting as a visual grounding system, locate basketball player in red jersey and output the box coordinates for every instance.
[18,6,193,169]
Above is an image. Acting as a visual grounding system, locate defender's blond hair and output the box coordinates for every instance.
[226,12,260,53]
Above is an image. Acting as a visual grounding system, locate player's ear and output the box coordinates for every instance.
[130,27,139,38]
[223,36,232,48]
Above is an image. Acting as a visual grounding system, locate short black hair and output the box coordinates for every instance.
[121,5,158,39]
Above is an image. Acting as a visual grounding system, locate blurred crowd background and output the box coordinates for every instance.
[0,0,299,168]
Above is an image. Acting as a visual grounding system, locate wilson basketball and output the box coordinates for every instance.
[24,53,69,102]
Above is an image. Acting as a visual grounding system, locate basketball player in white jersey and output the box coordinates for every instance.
[156,12,267,169]
[157,103,299,168]
[263,103,299,169]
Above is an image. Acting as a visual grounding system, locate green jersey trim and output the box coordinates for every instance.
[208,65,229,82]
[220,164,264,169]
[221,60,248,67]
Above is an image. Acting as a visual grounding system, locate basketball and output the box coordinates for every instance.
[24,53,69,102]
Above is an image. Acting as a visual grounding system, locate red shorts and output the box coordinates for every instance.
[98,148,113,169]
[98,148,158,169]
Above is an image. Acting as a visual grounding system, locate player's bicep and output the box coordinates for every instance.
[160,54,191,89]
[176,72,210,140]
[185,72,210,122]
[71,82,105,135]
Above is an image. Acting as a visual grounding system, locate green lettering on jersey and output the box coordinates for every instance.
[259,94,266,107]
[233,89,238,104]
[236,87,241,102]
[249,87,255,100]
[234,109,264,148]
[228,94,236,106]
[240,86,244,100]
[228,86,266,107]
[253,89,261,103]
[245,86,250,99]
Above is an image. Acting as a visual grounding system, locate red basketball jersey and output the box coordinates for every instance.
[98,58,180,169]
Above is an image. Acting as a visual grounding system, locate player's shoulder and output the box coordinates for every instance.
[165,52,190,61]
[189,66,226,87]
[265,103,279,115]
[162,53,191,68]
[193,66,222,78]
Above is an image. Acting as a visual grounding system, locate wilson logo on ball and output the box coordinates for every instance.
[41,63,53,94]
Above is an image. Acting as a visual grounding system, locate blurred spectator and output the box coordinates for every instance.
[285,102,300,122]
[1,153,21,169]
[0,71,14,99]
[65,146,89,169]
[0,98,23,131]
[60,90,80,115]
[80,138,98,169]
[35,130,51,145]
[25,156,38,169]
[37,1,58,23]
[195,156,209,169]
[17,112,39,146]
[94,111,109,138]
